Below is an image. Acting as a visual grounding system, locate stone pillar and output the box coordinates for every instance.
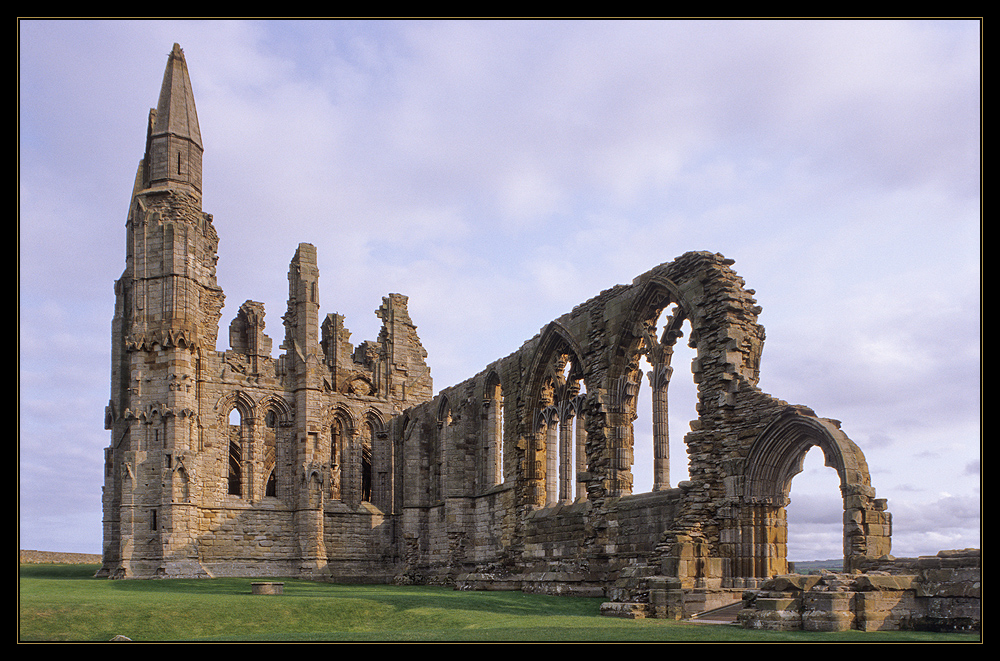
[573,396,587,500]
[607,372,640,497]
[544,408,559,505]
[558,401,574,501]
[647,362,672,491]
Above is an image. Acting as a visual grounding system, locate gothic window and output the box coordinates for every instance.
[361,440,373,503]
[634,301,693,493]
[484,373,504,489]
[433,398,450,504]
[331,416,346,500]
[228,408,243,497]
[537,352,585,504]
[262,408,278,499]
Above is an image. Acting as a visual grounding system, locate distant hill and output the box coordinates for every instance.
[789,559,843,573]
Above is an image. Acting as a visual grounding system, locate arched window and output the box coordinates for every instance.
[330,415,347,500]
[484,373,504,488]
[261,408,278,498]
[361,438,373,503]
[634,302,694,492]
[536,352,586,504]
[434,398,451,504]
[228,408,242,497]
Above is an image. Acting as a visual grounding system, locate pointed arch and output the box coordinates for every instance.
[216,390,256,499]
[258,394,292,425]
[328,405,355,501]
[603,274,701,497]
[743,407,869,506]
[215,389,256,423]
[361,409,385,504]
[431,395,452,503]
[258,394,291,501]
[483,370,504,489]
[726,406,891,580]
[524,321,587,505]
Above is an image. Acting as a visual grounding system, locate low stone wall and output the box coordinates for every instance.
[737,549,980,633]
[20,550,103,564]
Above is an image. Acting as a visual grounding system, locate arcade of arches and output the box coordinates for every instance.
[398,251,893,605]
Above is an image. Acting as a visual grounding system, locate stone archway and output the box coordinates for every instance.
[522,321,588,506]
[723,406,892,584]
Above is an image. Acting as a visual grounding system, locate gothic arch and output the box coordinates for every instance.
[363,408,386,434]
[743,407,870,506]
[610,276,698,495]
[725,406,891,580]
[483,370,504,489]
[215,391,256,499]
[257,394,291,501]
[524,321,586,408]
[215,390,256,426]
[430,396,451,503]
[524,321,587,505]
[328,406,355,501]
[360,409,385,504]
[258,394,292,425]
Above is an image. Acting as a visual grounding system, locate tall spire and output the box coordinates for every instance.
[143,43,203,198]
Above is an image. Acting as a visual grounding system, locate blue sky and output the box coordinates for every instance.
[19,19,980,561]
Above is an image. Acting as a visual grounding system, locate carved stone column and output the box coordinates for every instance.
[557,400,575,501]
[573,394,587,500]
[543,407,559,505]
[648,362,673,491]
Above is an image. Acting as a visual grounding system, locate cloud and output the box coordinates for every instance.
[18,19,979,557]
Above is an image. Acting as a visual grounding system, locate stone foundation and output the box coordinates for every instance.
[737,549,980,632]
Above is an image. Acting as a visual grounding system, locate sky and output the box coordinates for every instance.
[19,19,980,562]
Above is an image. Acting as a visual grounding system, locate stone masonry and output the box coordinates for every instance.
[99,45,976,631]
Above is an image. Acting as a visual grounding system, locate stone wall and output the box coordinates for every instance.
[737,549,980,632]
[20,551,103,564]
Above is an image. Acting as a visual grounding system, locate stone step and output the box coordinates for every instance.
[688,601,744,623]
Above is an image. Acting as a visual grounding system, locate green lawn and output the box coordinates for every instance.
[19,564,980,643]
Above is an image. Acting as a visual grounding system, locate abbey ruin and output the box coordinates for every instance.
[99,45,979,632]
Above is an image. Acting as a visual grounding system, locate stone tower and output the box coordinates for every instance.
[99,45,434,579]
[100,44,224,578]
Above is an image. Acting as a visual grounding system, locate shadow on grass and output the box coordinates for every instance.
[19,564,100,580]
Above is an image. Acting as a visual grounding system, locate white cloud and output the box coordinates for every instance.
[19,19,980,557]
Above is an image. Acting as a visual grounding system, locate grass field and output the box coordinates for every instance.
[18,564,980,643]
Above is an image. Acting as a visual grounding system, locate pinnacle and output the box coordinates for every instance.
[152,43,202,149]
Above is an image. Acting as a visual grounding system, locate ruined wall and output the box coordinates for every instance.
[105,46,911,613]
[395,250,893,597]
[737,549,980,632]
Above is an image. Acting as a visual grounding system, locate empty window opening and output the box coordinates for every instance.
[786,446,843,566]
[361,442,373,503]
[331,418,345,500]
[541,354,586,504]
[634,307,695,492]
[228,408,242,497]
[484,375,504,488]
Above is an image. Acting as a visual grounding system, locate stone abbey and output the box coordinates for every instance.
[99,45,978,630]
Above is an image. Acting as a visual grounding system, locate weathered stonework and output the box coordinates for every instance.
[737,549,980,632]
[100,45,976,630]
